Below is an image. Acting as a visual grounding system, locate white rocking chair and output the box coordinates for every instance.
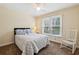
[60,29,78,54]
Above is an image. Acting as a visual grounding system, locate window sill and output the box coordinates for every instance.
[43,33,63,37]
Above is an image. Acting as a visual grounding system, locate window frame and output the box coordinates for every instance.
[41,15,62,37]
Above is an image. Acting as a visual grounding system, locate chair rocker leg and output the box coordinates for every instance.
[72,44,76,54]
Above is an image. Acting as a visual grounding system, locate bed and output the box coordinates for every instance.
[14,28,50,55]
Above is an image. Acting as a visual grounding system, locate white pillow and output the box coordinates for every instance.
[16,29,26,35]
[27,29,32,34]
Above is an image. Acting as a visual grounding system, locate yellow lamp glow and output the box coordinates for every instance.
[33,26,36,32]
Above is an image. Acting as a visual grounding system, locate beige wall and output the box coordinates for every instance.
[35,5,79,47]
[0,5,35,46]
[0,4,79,47]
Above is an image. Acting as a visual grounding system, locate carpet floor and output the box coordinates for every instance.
[0,41,79,55]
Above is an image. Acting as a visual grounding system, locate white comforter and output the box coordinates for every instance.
[15,33,50,55]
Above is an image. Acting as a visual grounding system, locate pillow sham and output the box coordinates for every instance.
[16,29,26,35]
[26,29,32,34]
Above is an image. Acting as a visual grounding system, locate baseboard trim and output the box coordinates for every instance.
[50,40,61,44]
[0,42,13,47]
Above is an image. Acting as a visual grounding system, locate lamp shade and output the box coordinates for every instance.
[33,26,36,32]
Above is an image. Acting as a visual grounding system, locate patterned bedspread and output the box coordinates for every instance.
[15,33,50,55]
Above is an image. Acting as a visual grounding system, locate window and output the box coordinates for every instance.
[42,16,62,36]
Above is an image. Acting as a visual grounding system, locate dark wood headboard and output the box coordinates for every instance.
[14,28,30,35]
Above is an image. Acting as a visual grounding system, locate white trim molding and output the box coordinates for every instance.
[0,42,13,47]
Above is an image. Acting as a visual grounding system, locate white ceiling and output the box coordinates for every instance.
[1,3,79,16]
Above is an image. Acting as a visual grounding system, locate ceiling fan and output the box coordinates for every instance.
[32,3,45,11]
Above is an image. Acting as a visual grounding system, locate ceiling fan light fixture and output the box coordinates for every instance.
[32,3,45,11]
[36,7,41,11]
